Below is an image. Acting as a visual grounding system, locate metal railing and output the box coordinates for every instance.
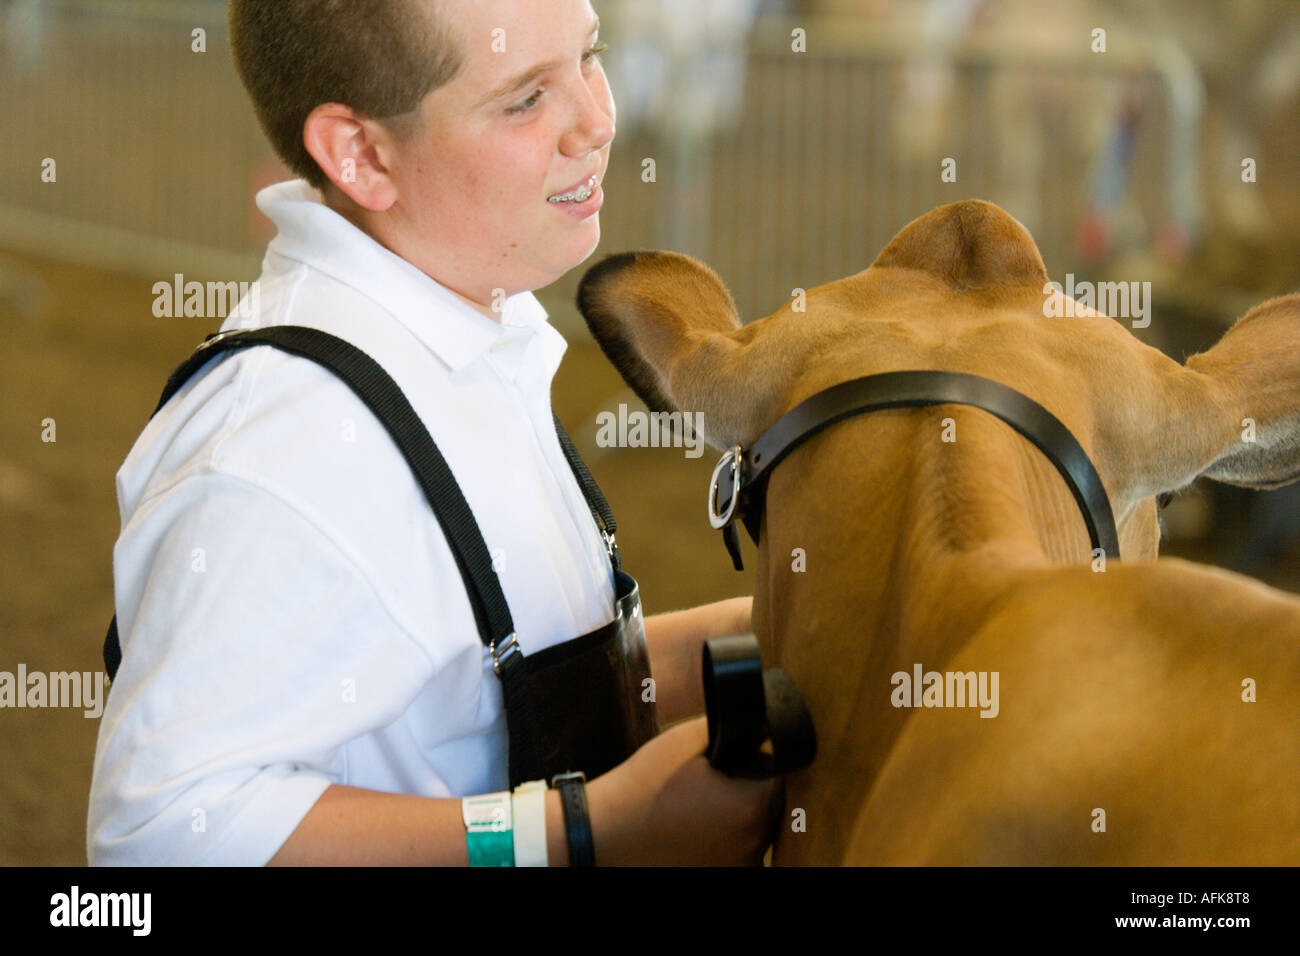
[638,20,1205,319]
[1,4,1203,327]
[0,0,270,281]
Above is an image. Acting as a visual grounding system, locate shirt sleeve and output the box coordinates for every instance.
[88,470,439,866]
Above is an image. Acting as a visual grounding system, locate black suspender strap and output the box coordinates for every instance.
[554,413,621,573]
[102,325,620,786]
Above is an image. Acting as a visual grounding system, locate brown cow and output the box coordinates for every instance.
[576,199,1300,865]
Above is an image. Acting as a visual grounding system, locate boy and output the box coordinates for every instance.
[87,0,782,865]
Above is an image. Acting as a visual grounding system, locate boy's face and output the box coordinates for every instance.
[379,0,615,312]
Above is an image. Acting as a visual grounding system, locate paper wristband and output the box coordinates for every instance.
[463,791,514,867]
[511,780,549,868]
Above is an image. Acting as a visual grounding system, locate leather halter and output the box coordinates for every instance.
[707,370,1121,570]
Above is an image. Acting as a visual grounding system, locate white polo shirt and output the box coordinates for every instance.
[87,178,617,866]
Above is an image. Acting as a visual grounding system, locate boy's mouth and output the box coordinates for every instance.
[547,174,599,203]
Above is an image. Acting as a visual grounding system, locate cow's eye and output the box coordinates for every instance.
[1156,491,1174,510]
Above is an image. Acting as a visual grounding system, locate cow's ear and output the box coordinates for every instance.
[1179,294,1300,489]
[576,251,782,449]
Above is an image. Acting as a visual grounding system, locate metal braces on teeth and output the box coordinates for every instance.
[548,175,598,203]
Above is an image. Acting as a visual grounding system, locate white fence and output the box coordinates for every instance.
[1,2,1203,324]
[1,0,271,281]
[659,20,1204,319]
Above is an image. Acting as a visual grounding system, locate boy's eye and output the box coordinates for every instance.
[505,40,608,115]
[508,90,543,114]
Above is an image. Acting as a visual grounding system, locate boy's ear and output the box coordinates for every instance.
[1181,294,1300,489]
[302,103,399,212]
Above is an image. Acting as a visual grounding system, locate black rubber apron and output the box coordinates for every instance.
[102,326,659,788]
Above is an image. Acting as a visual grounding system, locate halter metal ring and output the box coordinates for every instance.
[708,446,743,529]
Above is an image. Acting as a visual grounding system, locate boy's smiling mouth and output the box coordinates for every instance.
[547,173,600,203]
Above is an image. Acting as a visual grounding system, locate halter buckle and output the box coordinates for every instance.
[708,445,744,529]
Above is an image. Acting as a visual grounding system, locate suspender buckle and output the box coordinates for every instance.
[490,632,520,675]
[200,330,238,350]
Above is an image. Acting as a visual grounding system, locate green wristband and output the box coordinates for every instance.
[466,827,515,867]
[463,792,515,867]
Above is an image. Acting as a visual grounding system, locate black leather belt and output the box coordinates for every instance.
[707,370,1121,571]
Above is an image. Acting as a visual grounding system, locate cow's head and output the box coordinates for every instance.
[576,200,1300,561]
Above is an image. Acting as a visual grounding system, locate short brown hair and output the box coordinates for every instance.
[228,0,463,191]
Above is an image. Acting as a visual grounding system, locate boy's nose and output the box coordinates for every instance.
[561,81,615,157]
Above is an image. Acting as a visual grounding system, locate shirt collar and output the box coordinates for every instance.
[256,178,551,372]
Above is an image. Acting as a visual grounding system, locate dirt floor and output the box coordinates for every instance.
[1,250,1296,866]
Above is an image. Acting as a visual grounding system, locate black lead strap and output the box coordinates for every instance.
[102,325,621,787]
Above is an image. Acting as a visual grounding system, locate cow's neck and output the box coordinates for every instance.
[753,406,1099,862]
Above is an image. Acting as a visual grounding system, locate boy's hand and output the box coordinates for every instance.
[586,716,785,866]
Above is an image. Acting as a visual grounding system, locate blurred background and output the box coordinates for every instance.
[2,0,1297,864]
